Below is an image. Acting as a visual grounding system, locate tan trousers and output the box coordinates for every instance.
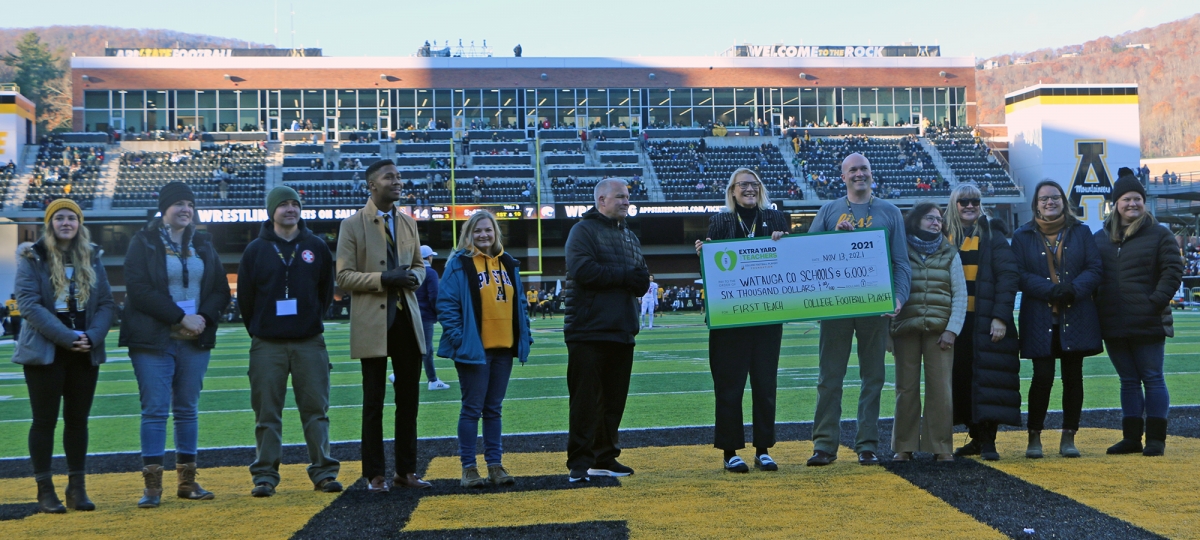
[891,331,954,455]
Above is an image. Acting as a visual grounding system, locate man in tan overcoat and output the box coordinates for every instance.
[336,159,430,491]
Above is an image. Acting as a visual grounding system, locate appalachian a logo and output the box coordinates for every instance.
[1068,140,1113,220]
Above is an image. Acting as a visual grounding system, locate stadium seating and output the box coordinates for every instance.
[113,143,266,208]
[793,136,948,200]
[647,140,791,202]
[550,175,649,203]
[929,126,1022,196]
[23,139,107,210]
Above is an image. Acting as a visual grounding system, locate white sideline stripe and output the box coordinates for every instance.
[0,405,1140,462]
[2,370,1199,423]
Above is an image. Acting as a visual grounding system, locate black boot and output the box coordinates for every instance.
[65,473,95,511]
[1106,417,1144,455]
[1144,417,1167,457]
[980,423,1000,461]
[36,478,66,514]
[954,424,983,457]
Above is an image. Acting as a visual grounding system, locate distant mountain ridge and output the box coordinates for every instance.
[977,14,1200,158]
[0,25,272,80]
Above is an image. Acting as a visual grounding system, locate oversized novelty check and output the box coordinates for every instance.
[700,228,896,329]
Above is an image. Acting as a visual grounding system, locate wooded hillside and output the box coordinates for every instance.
[977,14,1200,158]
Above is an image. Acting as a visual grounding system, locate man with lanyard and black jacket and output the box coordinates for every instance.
[238,186,342,497]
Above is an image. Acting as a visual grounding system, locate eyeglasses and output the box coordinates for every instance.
[1037,195,1063,203]
[923,215,944,224]
[734,181,760,190]
[956,198,981,207]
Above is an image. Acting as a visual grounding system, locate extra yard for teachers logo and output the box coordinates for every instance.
[714,246,778,272]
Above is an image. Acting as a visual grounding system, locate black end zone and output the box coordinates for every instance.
[885,459,1166,539]
[0,502,40,522]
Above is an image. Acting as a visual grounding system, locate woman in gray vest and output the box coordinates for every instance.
[890,202,967,462]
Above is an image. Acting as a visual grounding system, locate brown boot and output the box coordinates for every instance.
[176,463,215,500]
[138,465,163,508]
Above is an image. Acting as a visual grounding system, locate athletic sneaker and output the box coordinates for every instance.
[755,454,778,471]
[724,455,749,473]
[568,469,590,483]
[588,460,634,477]
[428,380,451,390]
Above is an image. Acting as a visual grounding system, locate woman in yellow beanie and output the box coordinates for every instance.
[14,199,115,513]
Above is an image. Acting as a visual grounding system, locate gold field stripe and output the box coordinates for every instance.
[984,429,1200,539]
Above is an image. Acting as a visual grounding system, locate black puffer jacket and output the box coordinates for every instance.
[119,220,232,351]
[952,216,1023,427]
[1094,219,1184,340]
[563,207,649,343]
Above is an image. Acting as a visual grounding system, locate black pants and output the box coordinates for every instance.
[24,348,98,478]
[360,308,422,479]
[566,341,634,471]
[951,316,976,426]
[1027,326,1084,431]
[709,324,781,451]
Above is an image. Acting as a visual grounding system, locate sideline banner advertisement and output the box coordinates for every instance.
[700,228,895,329]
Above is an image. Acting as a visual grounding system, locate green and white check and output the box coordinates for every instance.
[700,228,896,329]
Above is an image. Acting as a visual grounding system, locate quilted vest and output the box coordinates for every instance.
[892,239,956,336]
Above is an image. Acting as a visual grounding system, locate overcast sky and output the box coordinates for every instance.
[3,0,1196,59]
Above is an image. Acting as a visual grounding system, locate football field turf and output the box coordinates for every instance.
[1,312,1199,538]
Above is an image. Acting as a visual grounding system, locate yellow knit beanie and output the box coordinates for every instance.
[44,198,83,226]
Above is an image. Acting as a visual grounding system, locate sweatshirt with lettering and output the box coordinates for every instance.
[808,196,911,306]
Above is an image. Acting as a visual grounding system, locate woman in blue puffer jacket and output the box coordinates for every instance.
[438,210,533,489]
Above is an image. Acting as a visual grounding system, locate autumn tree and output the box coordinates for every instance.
[1,32,66,132]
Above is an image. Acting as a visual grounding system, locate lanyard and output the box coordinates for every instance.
[846,195,874,224]
[272,243,296,299]
[736,209,758,238]
[160,228,190,293]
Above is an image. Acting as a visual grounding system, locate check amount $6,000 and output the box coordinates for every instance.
[701,229,895,329]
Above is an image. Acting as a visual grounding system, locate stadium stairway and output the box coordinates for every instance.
[91,145,122,211]
[265,142,284,191]
[778,136,819,200]
[4,144,40,209]
[919,138,959,186]
[639,146,666,202]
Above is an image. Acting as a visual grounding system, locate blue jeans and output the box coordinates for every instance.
[1105,338,1169,419]
[455,350,514,467]
[130,340,212,460]
[422,319,438,382]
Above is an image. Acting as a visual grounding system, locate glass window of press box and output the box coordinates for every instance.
[81,87,967,132]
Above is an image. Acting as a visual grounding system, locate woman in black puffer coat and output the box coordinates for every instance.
[1094,176,1183,457]
[944,184,1022,461]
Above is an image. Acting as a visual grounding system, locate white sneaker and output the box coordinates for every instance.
[428,380,451,390]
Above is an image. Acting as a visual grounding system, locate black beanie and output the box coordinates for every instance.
[1110,174,1146,203]
[158,181,195,213]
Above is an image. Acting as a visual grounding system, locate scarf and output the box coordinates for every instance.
[1034,213,1066,236]
[907,230,943,256]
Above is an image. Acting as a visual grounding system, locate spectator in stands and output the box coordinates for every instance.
[944,185,1020,462]
[121,182,232,508]
[1094,176,1183,457]
[15,200,115,513]
[436,211,532,487]
[291,120,301,131]
[1012,180,1103,459]
[238,187,342,497]
[693,168,789,473]
[336,160,430,491]
[890,202,966,463]
[806,153,910,467]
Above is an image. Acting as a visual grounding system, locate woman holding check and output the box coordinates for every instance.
[121,182,231,508]
[694,168,790,473]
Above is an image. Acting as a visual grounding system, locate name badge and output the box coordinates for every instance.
[276,298,298,316]
[176,299,197,315]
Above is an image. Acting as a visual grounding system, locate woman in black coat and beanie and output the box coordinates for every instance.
[1011,180,1103,459]
[1094,175,1183,456]
[944,184,1022,461]
[694,168,790,473]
